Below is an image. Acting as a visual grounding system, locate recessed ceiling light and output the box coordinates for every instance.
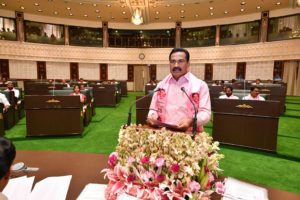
[111,16,115,19]
[79,2,83,5]
[240,2,246,5]
[256,6,261,9]
[224,10,228,14]
[210,12,214,16]
[240,8,245,12]
[84,14,88,17]
[93,4,97,7]
[122,11,126,14]
[34,3,39,6]
[195,14,199,17]
[209,7,214,10]
[20,6,25,10]
[69,13,73,16]
[276,2,281,5]
[97,15,101,18]
[155,11,159,14]
[54,11,58,15]
[181,3,185,6]
[153,5,157,8]
[168,16,172,19]
[95,9,99,13]
[166,4,170,7]
[180,16,185,18]
[37,9,43,12]
[180,10,185,13]
[107,4,111,7]
[1,3,6,6]
[66,7,71,10]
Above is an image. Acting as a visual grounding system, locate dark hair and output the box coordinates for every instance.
[226,86,233,92]
[0,137,16,179]
[73,84,80,90]
[250,86,259,91]
[169,48,190,62]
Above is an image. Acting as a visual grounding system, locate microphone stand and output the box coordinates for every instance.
[181,87,197,140]
[127,88,161,126]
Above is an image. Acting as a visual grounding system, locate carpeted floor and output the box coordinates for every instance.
[4,93,300,195]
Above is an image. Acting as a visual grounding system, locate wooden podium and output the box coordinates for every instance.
[212,99,280,152]
[25,95,84,136]
[136,95,152,125]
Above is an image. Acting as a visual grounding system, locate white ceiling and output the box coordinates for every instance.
[0,0,299,24]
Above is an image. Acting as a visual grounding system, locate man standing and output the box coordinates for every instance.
[147,48,211,132]
[0,137,16,200]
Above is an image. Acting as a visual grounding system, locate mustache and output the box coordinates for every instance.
[172,67,182,72]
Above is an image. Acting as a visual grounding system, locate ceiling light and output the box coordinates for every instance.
[97,15,101,18]
[84,14,88,17]
[297,0,300,5]
[20,6,25,10]
[240,8,245,12]
[37,9,43,12]
[107,4,111,7]
[69,13,73,16]
[153,5,157,8]
[240,2,246,5]
[168,16,172,19]
[79,2,83,5]
[131,8,143,25]
[54,11,58,15]
[93,4,97,7]
[121,5,125,8]
[111,16,115,19]
[209,7,214,10]
[180,10,185,13]
[166,4,170,7]
[195,14,199,17]
[95,9,99,13]
[276,2,281,5]
[1,3,6,6]
[256,6,261,9]
[34,3,39,6]
[181,3,185,6]
[180,16,185,18]
[224,10,228,14]
[66,7,71,10]
[210,12,214,16]
[155,11,159,14]
[122,11,126,14]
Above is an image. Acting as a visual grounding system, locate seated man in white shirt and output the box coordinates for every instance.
[5,81,20,99]
[219,86,239,99]
[0,93,10,112]
[251,78,264,86]
[0,137,16,200]
[243,86,265,101]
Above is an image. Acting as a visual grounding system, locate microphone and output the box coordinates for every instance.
[127,88,161,126]
[181,87,197,139]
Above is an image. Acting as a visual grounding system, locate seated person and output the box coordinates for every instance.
[0,137,16,199]
[78,78,87,84]
[70,85,86,104]
[0,93,10,112]
[5,81,20,99]
[243,86,265,101]
[219,86,239,99]
[212,80,221,86]
[61,79,70,87]
[252,78,263,86]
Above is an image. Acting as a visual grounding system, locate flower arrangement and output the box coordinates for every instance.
[102,125,224,199]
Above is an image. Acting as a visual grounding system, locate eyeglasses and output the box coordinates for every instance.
[169,59,186,65]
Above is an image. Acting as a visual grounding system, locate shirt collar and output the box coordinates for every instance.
[169,72,190,83]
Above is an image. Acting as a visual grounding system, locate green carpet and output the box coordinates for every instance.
[4,93,300,195]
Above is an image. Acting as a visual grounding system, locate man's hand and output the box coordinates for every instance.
[177,118,193,131]
[146,116,159,127]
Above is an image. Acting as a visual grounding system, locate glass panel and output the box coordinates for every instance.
[108,29,175,48]
[69,26,103,47]
[181,26,216,47]
[220,21,260,45]
[25,21,64,45]
[268,14,300,41]
[0,17,17,41]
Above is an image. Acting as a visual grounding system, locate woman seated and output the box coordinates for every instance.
[70,85,86,104]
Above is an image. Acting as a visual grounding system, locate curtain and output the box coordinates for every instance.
[283,61,299,96]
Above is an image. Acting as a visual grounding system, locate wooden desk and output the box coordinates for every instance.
[212,99,280,152]
[92,85,116,106]
[14,150,300,200]
[136,95,152,125]
[24,95,84,136]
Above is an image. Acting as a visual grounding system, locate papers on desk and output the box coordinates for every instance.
[2,175,72,200]
[222,177,269,200]
[77,184,138,200]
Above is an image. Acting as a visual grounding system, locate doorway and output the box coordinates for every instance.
[134,65,150,91]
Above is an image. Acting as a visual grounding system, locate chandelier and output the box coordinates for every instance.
[131,8,143,25]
